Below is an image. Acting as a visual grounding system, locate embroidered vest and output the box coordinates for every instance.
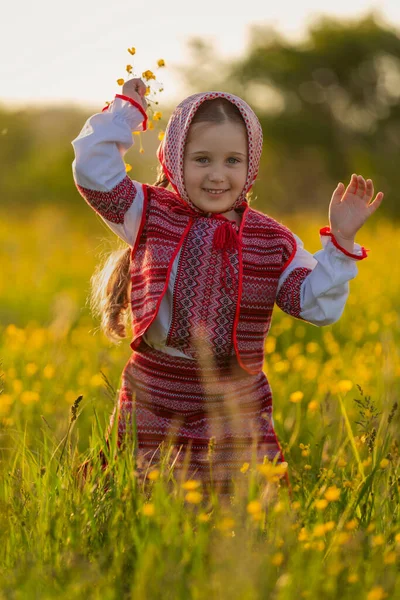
[129,185,296,374]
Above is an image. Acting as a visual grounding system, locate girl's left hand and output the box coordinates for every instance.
[329,174,384,242]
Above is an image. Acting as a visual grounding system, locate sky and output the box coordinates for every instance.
[3,0,400,110]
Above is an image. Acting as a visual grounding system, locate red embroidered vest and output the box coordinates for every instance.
[129,185,296,375]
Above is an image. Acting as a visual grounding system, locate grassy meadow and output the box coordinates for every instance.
[1,203,400,599]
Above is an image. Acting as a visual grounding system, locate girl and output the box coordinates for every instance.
[72,78,383,496]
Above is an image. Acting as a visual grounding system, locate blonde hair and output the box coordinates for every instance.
[89,166,169,342]
[91,98,250,342]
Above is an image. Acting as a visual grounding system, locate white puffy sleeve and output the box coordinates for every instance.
[71,94,148,246]
[275,227,368,325]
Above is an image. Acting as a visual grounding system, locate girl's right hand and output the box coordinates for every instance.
[121,78,148,112]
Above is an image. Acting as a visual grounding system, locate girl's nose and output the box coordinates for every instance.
[208,170,225,183]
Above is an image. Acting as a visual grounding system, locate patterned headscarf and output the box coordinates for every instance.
[157,91,263,212]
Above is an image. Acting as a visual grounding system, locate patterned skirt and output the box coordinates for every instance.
[109,341,286,496]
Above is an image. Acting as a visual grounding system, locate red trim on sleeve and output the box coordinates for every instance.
[281,234,297,273]
[320,227,368,260]
[101,95,148,131]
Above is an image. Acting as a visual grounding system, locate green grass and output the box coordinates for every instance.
[1,205,399,599]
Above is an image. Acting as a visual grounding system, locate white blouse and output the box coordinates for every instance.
[72,96,367,359]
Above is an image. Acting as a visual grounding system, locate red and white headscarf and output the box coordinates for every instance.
[157,91,263,213]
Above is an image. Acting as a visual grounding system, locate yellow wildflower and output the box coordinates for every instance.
[314,498,328,510]
[127,47,136,55]
[372,534,385,547]
[304,464,312,471]
[181,479,201,490]
[367,522,376,533]
[291,501,301,510]
[90,373,104,387]
[298,527,308,541]
[307,400,319,412]
[395,532,400,544]
[367,586,387,600]
[153,111,162,121]
[117,78,125,86]
[271,552,284,566]
[313,524,327,537]
[324,486,341,502]
[290,391,304,403]
[240,462,250,474]
[380,458,390,469]
[142,70,156,81]
[21,391,39,405]
[126,64,133,74]
[13,379,23,394]
[217,517,235,531]
[347,573,358,583]
[384,551,396,564]
[145,86,151,96]
[257,461,288,482]
[247,500,262,515]
[139,148,145,154]
[148,121,155,130]
[26,362,38,376]
[338,380,353,393]
[142,503,155,516]
[198,512,211,523]
[185,491,203,504]
[125,163,132,173]
[147,469,160,481]
[337,457,347,468]
[157,59,166,67]
[43,364,55,379]
[345,519,358,531]
[158,131,165,141]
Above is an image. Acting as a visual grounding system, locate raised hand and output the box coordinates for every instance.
[121,78,148,112]
[329,174,384,245]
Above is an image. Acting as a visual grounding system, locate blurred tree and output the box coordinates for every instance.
[180,13,400,218]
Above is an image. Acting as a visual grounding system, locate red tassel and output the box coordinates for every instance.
[213,222,241,251]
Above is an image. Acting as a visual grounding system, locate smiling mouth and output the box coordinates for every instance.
[203,188,229,195]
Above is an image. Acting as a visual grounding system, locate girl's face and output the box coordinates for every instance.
[183,120,248,214]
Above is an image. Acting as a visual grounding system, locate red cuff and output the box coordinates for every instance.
[320,227,368,260]
[101,94,148,131]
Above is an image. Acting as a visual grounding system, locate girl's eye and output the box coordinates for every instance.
[227,157,240,164]
[195,157,209,164]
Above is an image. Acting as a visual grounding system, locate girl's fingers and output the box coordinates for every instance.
[345,173,358,196]
[365,179,374,203]
[367,192,384,215]
[331,182,344,204]
[356,175,366,198]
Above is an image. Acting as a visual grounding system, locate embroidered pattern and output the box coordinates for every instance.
[276,267,312,317]
[76,176,137,224]
[166,218,239,360]
[107,343,286,494]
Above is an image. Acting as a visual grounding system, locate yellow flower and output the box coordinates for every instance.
[291,501,301,510]
[198,512,211,523]
[125,163,132,173]
[26,362,38,376]
[313,524,327,537]
[324,486,341,502]
[314,499,328,511]
[290,391,304,403]
[185,491,203,504]
[127,47,136,55]
[367,586,387,600]
[157,59,166,67]
[395,532,400,544]
[345,519,358,531]
[126,64,133,74]
[43,364,55,379]
[380,458,390,469]
[117,78,125,86]
[145,86,151,96]
[338,380,353,393]
[337,457,347,468]
[158,131,165,141]
[240,462,250,473]
[90,373,104,387]
[257,461,288,482]
[21,391,40,405]
[298,527,308,541]
[181,479,201,490]
[142,70,156,81]
[367,522,376,533]
[384,551,396,564]
[247,500,262,515]
[153,111,162,121]
[217,517,235,531]
[347,573,359,584]
[307,400,319,412]
[147,121,155,130]
[13,379,23,394]
[142,503,155,516]
[372,534,385,547]
[147,469,160,481]
[271,552,284,566]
